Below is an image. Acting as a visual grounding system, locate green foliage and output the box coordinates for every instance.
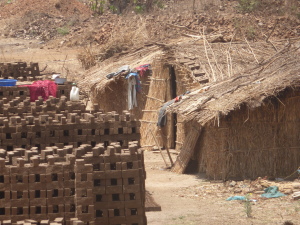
[237,0,260,13]
[134,5,144,13]
[89,0,106,14]
[57,27,69,36]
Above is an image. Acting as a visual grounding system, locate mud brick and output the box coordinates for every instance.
[126,216,146,225]
[104,162,122,171]
[121,161,139,170]
[124,200,143,208]
[11,206,29,220]
[105,185,123,194]
[105,170,122,179]
[0,191,11,207]
[123,184,141,194]
[75,175,93,189]
[124,192,141,201]
[122,169,140,178]
[103,154,121,163]
[74,161,93,173]
[75,135,87,142]
[29,190,47,204]
[75,188,93,198]
[120,154,139,162]
[29,205,47,216]
[108,216,126,224]
[92,171,106,179]
[94,217,109,224]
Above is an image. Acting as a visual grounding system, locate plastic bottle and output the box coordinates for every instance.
[70,83,80,101]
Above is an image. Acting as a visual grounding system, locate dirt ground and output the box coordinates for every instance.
[145,150,300,225]
[1,0,300,223]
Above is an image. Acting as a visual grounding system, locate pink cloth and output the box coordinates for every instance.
[21,80,57,102]
[134,64,150,77]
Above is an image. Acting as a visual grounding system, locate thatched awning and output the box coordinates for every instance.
[78,45,162,95]
[167,41,300,125]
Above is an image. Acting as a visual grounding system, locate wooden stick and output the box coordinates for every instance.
[146,95,165,103]
[266,19,278,43]
[202,27,216,82]
[150,129,168,167]
[142,110,157,112]
[244,36,260,64]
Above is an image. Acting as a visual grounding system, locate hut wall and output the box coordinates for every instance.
[196,89,300,180]
[91,71,151,120]
[140,61,171,149]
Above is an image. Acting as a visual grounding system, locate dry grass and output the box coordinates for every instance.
[77,46,97,70]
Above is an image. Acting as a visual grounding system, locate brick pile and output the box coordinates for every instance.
[0,62,40,81]
[0,108,140,151]
[0,143,146,225]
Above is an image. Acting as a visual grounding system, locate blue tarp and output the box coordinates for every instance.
[261,186,286,198]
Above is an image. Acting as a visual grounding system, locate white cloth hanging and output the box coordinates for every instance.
[128,75,137,110]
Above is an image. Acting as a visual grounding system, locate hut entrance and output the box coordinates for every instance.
[169,66,177,149]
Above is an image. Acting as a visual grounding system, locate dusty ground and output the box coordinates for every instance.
[145,150,300,225]
[1,0,300,224]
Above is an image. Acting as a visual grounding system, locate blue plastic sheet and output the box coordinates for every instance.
[226,196,246,201]
[261,186,285,198]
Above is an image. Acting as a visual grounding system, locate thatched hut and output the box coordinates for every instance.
[79,37,289,157]
[167,41,300,180]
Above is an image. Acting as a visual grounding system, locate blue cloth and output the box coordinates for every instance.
[226,196,246,201]
[261,186,285,198]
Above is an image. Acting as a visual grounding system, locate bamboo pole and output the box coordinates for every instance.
[150,129,168,167]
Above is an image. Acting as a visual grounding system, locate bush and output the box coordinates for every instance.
[57,27,69,36]
[237,0,260,13]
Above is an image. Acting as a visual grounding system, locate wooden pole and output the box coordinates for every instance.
[150,129,168,167]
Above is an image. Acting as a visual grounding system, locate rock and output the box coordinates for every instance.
[283,189,293,195]
[254,191,265,194]
[292,191,300,200]
[234,188,242,193]
[229,181,236,187]
[292,183,300,189]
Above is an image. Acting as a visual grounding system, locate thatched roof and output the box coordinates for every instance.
[167,41,300,125]
[79,44,162,95]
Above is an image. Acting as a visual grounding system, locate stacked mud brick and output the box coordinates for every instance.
[0,96,87,118]
[0,217,86,224]
[0,143,146,225]
[0,62,40,80]
[0,108,140,151]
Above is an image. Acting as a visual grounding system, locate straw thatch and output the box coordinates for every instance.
[79,44,162,118]
[167,41,300,179]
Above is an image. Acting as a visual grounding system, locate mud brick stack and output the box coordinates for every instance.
[0,86,29,101]
[0,62,40,80]
[0,109,140,151]
[0,143,147,225]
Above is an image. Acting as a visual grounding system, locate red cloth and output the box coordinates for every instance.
[134,64,150,77]
[21,80,57,102]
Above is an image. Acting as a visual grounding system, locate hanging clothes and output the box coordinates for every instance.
[134,64,150,78]
[21,80,57,102]
[127,73,138,110]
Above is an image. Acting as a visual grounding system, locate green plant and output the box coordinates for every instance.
[89,0,106,14]
[237,0,260,13]
[134,5,144,13]
[244,194,252,218]
[57,27,69,36]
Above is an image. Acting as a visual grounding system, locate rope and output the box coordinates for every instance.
[282,166,300,181]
